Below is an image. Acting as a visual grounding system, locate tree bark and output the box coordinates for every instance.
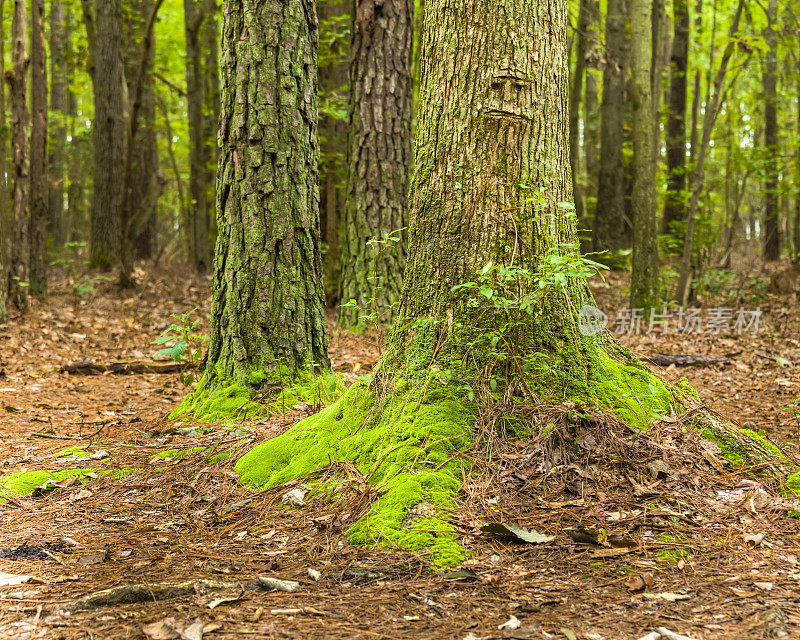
[8,0,29,310]
[337,0,413,330]
[0,0,8,322]
[629,0,659,309]
[762,0,779,261]
[593,0,628,254]
[583,0,600,217]
[86,0,125,271]
[28,0,47,297]
[48,0,66,250]
[185,0,328,409]
[184,0,210,271]
[662,0,688,236]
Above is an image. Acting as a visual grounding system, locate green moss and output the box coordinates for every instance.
[152,446,208,461]
[236,382,473,565]
[742,429,784,458]
[52,446,89,458]
[677,377,700,400]
[0,468,97,499]
[700,429,745,467]
[172,366,348,423]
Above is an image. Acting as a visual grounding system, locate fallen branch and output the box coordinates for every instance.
[648,353,732,367]
[60,360,187,375]
[60,579,246,612]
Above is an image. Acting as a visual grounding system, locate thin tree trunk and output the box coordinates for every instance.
[630,0,659,309]
[48,0,66,250]
[593,0,628,254]
[795,70,800,262]
[569,0,590,228]
[0,0,7,321]
[183,0,210,271]
[200,0,219,249]
[28,0,47,297]
[675,0,744,304]
[338,0,413,330]
[762,0,780,261]
[85,0,125,270]
[662,0,689,236]
[583,0,600,216]
[8,0,29,310]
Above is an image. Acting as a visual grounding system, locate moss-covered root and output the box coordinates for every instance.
[235,383,473,565]
[0,468,97,500]
[673,390,800,494]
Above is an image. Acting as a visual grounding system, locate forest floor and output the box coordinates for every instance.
[1,263,799,640]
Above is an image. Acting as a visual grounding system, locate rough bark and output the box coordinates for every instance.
[337,0,413,329]
[662,0,689,236]
[593,0,628,253]
[8,0,29,310]
[48,0,66,250]
[190,0,328,401]
[762,0,779,262]
[629,0,659,310]
[28,0,47,297]
[86,0,125,270]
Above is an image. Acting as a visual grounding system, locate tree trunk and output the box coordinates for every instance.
[233,0,799,565]
[48,0,66,250]
[762,0,779,262]
[662,0,688,236]
[177,0,328,419]
[125,0,159,260]
[0,0,7,322]
[86,0,125,271]
[184,0,210,271]
[568,0,590,230]
[583,0,600,218]
[200,0,219,250]
[629,0,659,309]
[593,0,628,254]
[28,0,47,297]
[337,0,413,330]
[8,0,28,310]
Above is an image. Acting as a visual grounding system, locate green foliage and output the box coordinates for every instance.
[152,308,208,385]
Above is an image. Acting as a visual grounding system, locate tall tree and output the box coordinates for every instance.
[593,0,628,253]
[8,0,29,310]
[183,0,214,271]
[0,0,7,322]
[83,0,125,270]
[177,0,328,418]
[28,0,47,296]
[234,0,796,563]
[48,0,66,249]
[583,0,601,214]
[762,0,780,261]
[662,0,689,235]
[337,0,413,329]
[630,0,660,308]
[569,0,591,226]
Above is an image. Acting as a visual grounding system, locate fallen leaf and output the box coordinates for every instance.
[281,488,307,507]
[0,572,33,587]
[78,546,108,566]
[142,617,204,640]
[642,592,691,602]
[744,532,766,548]
[754,581,773,591]
[498,615,521,630]
[307,568,321,581]
[481,522,555,544]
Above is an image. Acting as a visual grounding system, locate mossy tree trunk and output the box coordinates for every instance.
[236,0,799,564]
[337,0,413,330]
[186,0,328,415]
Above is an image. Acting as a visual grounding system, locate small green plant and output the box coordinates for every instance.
[152,308,208,385]
[72,274,112,300]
